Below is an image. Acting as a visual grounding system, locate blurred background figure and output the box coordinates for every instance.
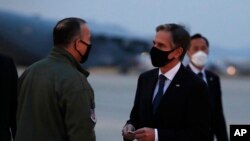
[186,33,228,141]
[0,54,18,141]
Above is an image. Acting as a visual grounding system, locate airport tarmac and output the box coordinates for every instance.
[17,68,250,141]
[87,73,250,141]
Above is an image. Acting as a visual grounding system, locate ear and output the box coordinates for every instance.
[74,39,81,49]
[174,47,183,59]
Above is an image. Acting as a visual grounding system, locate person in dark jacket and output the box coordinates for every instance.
[15,18,96,141]
[122,24,210,141]
[0,54,18,141]
[186,33,228,141]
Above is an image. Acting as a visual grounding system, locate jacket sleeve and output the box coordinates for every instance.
[9,57,18,138]
[59,75,95,141]
[123,75,143,141]
[214,77,229,141]
[126,74,143,129]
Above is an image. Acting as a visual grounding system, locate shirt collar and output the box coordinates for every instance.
[159,62,181,81]
[189,62,205,75]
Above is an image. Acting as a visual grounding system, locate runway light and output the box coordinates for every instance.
[141,52,149,56]
[227,66,236,76]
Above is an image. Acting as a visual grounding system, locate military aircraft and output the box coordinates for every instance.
[1,10,249,75]
[0,10,151,73]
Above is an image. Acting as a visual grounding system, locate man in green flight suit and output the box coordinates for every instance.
[16,18,96,141]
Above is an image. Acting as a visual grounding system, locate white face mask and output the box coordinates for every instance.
[191,51,208,67]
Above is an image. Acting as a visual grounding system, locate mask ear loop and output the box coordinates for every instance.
[167,47,178,60]
[74,40,83,57]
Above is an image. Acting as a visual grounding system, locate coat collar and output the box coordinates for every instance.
[152,64,186,116]
[166,64,186,90]
[158,62,181,81]
[153,64,186,94]
[205,70,214,84]
[187,65,215,84]
[49,47,89,77]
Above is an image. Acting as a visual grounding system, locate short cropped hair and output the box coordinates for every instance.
[190,33,209,47]
[156,23,190,60]
[53,17,86,47]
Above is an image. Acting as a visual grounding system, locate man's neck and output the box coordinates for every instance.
[190,61,204,71]
[160,59,180,74]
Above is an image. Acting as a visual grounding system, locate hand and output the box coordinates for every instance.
[122,124,135,140]
[134,127,155,141]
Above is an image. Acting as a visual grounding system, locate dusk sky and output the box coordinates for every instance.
[1,0,250,49]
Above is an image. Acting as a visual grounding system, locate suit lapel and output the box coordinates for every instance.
[205,71,214,86]
[205,71,214,96]
[144,69,159,115]
[154,64,186,115]
[163,64,186,96]
[186,64,191,71]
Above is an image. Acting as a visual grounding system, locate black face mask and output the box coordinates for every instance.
[150,46,176,67]
[80,44,91,63]
[76,41,92,64]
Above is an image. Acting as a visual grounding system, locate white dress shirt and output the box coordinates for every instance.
[188,62,207,83]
